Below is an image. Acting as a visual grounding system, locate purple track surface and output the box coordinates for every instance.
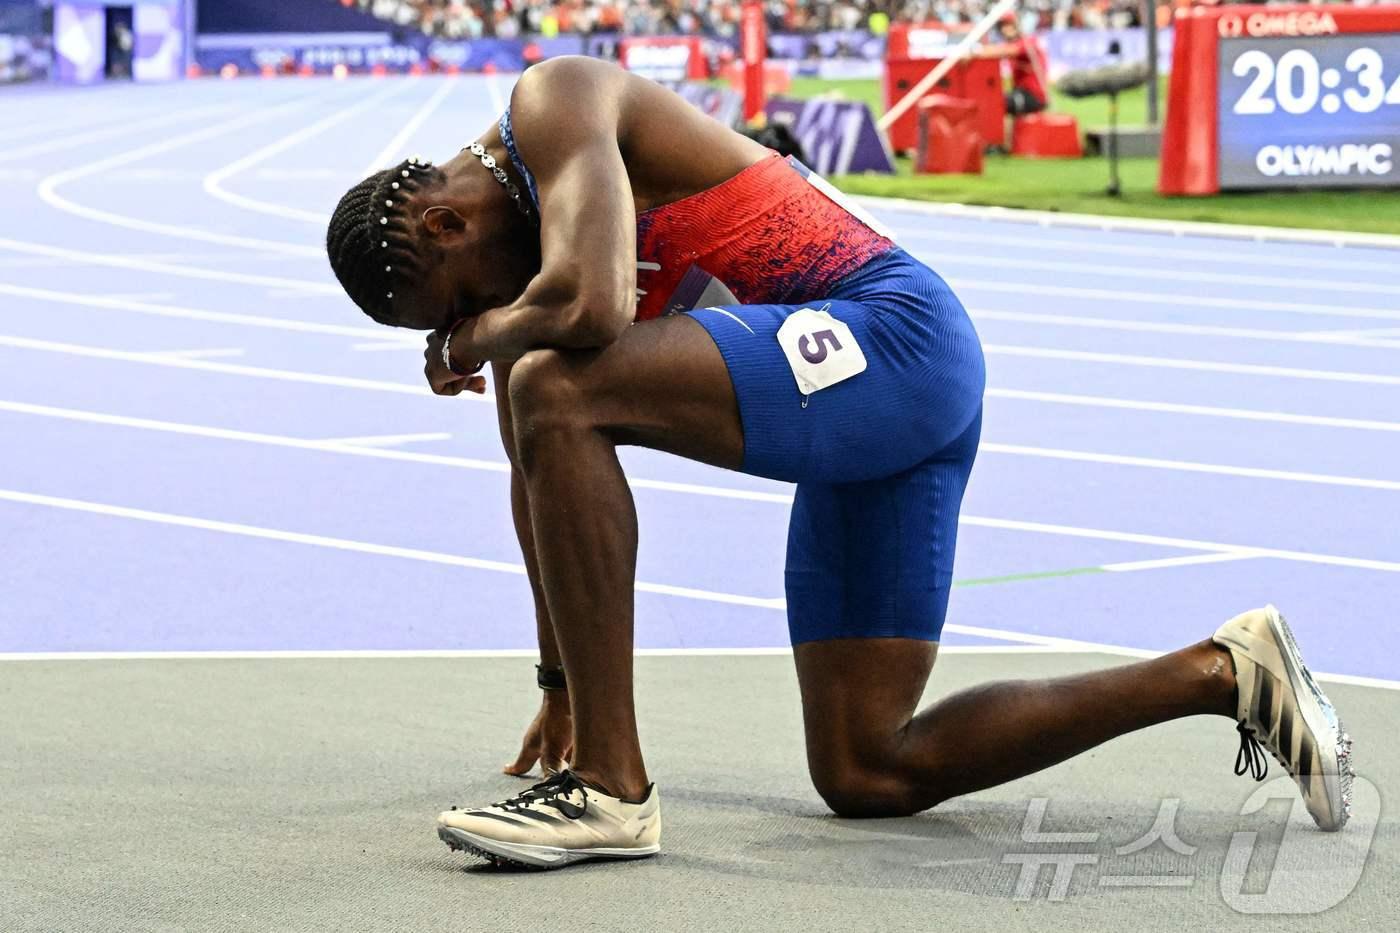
[2,75,1398,684]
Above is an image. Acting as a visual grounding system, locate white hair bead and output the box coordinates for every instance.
[380,217,388,225]
[381,241,388,248]
[387,292,393,299]
[385,200,393,207]
[402,170,410,178]
[385,265,391,272]
[391,182,400,190]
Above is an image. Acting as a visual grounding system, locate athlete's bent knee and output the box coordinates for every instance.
[508,349,591,465]
[810,763,933,819]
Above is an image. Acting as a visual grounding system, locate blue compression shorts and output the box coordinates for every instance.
[688,248,985,645]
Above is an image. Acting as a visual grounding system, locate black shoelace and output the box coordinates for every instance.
[498,770,588,819]
[1234,721,1268,781]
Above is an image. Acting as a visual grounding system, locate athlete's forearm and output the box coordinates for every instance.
[452,269,631,363]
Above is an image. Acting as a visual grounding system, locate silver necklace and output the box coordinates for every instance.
[466,142,537,226]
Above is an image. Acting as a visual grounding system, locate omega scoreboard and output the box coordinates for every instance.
[1160,4,1400,195]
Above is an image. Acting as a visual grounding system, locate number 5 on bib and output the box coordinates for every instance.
[776,307,868,396]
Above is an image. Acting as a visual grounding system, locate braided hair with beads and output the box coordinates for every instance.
[325,157,445,326]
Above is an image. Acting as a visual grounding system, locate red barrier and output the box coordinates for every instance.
[886,56,1004,152]
[916,95,984,174]
[1011,113,1082,158]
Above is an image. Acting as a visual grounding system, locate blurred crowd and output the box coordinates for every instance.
[345,0,1373,38]
[344,0,1152,39]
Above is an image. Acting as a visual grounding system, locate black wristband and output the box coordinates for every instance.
[536,664,567,691]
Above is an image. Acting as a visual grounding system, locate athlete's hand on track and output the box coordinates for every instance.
[423,331,487,397]
[504,689,574,778]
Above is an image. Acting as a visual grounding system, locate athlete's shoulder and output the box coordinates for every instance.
[510,56,629,113]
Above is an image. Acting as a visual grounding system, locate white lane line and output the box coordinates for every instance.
[0,488,787,611]
[0,335,435,397]
[988,388,1400,434]
[985,344,1400,387]
[103,292,176,303]
[0,108,151,144]
[0,103,240,165]
[0,646,1076,661]
[0,400,790,501]
[37,94,329,256]
[898,227,1400,275]
[327,432,451,448]
[351,341,421,351]
[940,251,1400,298]
[204,81,414,225]
[0,242,340,292]
[1101,552,1262,573]
[1295,326,1400,340]
[3,399,1398,576]
[0,284,375,336]
[972,309,1400,352]
[10,333,1400,492]
[140,348,246,361]
[953,280,1400,324]
[0,645,1390,689]
[982,442,1400,493]
[362,76,458,176]
[486,71,507,113]
[858,194,1400,251]
[962,515,1400,574]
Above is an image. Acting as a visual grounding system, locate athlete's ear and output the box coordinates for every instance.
[421,205,468,239]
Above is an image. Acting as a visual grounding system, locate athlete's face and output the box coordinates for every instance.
[389,207,538,332]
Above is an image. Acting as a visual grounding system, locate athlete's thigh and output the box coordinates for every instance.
[784,413,981,765]
[511,312,745,470]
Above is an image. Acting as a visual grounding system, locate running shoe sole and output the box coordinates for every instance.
[1257,605,1354,831]
[438,825,660,870]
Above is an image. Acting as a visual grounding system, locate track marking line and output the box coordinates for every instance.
[939,251,1400,298]
[985,344,1400,387]
[486,71,507,113]
[895,227,1400,275]
[961,515,1400,574]
[0,243,340,292]
[0,335,434,396]
[1101,552,1261,573]
[988,388,1400,434]
[37,93,330,256]
[7,395,1399,510]
[0,284,371,335]
[0,645,1389,689]
[955,280,1400,324]
[0,488,786,610]
[326,432,452,448]
[204,81,415,225]
[0,103,242,165]
[361,76,459,176]
[0,105,165,145]
[140,348,246,361]
[856,194,1400,250]
[351,340,422,351]
[3,400,1398,575]
[254,169,344,181]
[982,442,1400,493]
[972,309,1400,351]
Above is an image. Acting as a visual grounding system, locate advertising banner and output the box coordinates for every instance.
[764,97,895,175]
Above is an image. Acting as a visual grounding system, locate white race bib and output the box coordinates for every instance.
[776,307,867,396]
